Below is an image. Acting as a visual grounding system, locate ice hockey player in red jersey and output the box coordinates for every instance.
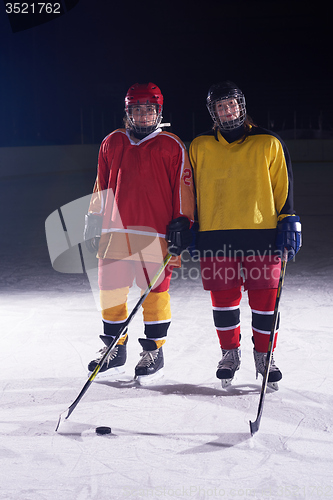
[84,83,194,385]
[190,81,302,389]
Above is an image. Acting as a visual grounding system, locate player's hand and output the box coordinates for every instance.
[84,213,103,253]
[276,215,302,261]
[167,217,193,256]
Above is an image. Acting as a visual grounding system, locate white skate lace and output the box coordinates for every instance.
[218,349,240,370]
[254,351,278,376]
[94,345,118,363]
[136,349,159,368]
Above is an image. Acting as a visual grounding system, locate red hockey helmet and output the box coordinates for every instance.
[125,83,163,136]
[125,82,163,108]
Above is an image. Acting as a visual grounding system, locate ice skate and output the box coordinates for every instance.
[216,348,241,388]
[135,338,164,386]
[88,334,128,380]
[253,348,282,391]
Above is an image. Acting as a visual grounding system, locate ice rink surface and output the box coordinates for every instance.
[1,162,333,500]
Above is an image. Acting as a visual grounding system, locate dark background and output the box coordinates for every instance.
[0,0,332,146]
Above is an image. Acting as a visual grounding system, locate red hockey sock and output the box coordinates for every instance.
[211,287,242,350]
[248,288,279,352]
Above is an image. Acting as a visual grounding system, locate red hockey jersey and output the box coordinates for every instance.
[88,128,195,264]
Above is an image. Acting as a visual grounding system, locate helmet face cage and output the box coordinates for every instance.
[125,83,163,135]
[126,103,163,135]
[207,84,246,131]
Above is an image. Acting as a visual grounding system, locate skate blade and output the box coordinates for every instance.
[88,366,126,381]
[135,368,164,386]
[221,378,233,389]
[267,381,279,391]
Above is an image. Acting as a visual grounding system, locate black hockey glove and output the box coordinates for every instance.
[167,217,193,256]
[276,215,302,261]
[84,213,103,253]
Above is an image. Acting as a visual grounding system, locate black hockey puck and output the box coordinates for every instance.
[95,426,111,435]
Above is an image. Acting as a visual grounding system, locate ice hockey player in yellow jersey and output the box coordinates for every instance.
[190,81,301,389]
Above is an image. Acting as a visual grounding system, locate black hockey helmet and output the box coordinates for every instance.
[206,81,246,131]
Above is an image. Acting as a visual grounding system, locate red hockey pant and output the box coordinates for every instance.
[201,257,281,353]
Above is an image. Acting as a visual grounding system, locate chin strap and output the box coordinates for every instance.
[130,129,156,140]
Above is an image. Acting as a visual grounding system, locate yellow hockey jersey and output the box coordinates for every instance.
[189,126,294,256]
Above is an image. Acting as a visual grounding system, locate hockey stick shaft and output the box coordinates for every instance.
[249,252,287,435]
[55,253,172,431]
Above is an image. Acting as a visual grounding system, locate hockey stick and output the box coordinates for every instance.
[249,251,288,436]
[55,252,172,431]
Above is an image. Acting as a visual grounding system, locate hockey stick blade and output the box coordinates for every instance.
[249,253,287,436]
[55,253,172,431]
[249,418,259,436]
[55,360,111,431]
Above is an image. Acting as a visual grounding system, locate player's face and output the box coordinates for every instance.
[130,105,157,126]
[216,98,240,122]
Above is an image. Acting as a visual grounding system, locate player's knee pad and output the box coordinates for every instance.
[142,290,171,323]
[100,287,130,322]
